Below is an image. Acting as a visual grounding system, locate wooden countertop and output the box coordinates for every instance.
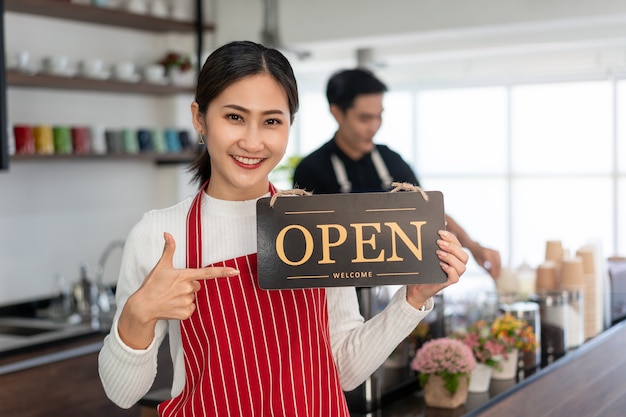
[466,319,626,417]
[345,319,626,416]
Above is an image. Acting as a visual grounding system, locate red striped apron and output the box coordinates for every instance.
[158,183,349,417]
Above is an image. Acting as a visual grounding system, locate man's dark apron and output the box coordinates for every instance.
[330,147,393,193]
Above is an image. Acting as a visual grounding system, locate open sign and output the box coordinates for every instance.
[256,191,446,289]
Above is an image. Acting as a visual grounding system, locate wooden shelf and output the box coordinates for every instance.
[10,151,201,165]
[6,70,195,95]
[5,0,214,33]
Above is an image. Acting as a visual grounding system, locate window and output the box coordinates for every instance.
[511,82,612,175]
[289,79,624,280]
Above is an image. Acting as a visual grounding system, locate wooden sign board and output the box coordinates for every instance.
[257,191,446,289]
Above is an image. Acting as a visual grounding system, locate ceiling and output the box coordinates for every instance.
[215,0,626,85]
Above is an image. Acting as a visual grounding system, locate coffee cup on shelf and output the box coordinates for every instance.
[79,58,106,78]
[33,125,55,155]
[164,128,182,152]
[90,0,110,7]
[149,0,168,18]
[124,0,148,15]
[90,124,107,154]
[112,61,136,81]
[71,126,91,155]
[6,51,32,72]
[122,128,139,154]
[137,129,153,152]
[42,55,70,75]
[143,64,166,83]
[13,125,36,155]
[52,125,73,154]
[178,130,193,150]
[105,129,124,154]
[151,128,167,153]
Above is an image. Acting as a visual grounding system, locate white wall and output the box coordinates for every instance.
[0,160,193,304]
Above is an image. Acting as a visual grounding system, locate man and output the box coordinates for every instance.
[293,68,501,279]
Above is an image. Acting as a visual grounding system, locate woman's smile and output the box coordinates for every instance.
[231,154,266,168]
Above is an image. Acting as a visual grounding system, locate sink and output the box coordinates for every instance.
[0,317,66,337]
[0,323,57,337]
[0,316,101,356]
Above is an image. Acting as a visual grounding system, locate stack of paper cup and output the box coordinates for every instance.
[560,257,586,349]
[560,258,585,290]
[536,261,559,291]
[576,246,601,340]
[545,240,564,265]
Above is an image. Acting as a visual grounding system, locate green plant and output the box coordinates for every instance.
[158,51,192,72]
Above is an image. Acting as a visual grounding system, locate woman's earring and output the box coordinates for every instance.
[199,134,205,145]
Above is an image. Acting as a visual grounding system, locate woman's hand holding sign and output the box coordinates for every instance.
[405,230,468,310]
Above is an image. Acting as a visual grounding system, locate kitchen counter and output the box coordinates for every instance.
[4,289,624,417]
[0,316,101,362]
[0,328,138,417]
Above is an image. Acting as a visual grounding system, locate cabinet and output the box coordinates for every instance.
[1,0,214,168]
[0,332,174,417]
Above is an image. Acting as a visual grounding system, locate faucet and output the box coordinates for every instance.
[93,240,125,326]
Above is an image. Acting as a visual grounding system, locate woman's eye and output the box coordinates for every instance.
[227,114,242,121]
[266,118,282,125]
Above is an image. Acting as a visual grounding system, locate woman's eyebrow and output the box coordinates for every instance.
[223,104,286,116]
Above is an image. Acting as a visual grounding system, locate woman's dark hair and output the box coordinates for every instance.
[326,68,387,113]
[189,40,299,187]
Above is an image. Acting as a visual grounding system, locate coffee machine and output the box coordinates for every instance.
[344,286,445,414]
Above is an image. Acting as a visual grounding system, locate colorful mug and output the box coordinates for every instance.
[13,125,35,155]
[53,125,73,154]
[33,125,54,155]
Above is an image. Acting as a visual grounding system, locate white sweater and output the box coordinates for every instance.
[98,192,432,409]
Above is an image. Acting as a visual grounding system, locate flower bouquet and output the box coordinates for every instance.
[489,313,538,379]
[490,313,538,356]
[452,319,505,369]
[451,320,505,391]
[411,337,476,408]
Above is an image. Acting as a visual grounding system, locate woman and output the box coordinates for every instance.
[98,40,468,417]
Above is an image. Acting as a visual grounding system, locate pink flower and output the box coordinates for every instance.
[411,337,476,395]
[451,320,506,369]
[411,338,476,375]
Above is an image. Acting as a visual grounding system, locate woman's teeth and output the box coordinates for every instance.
[232,155,263,165]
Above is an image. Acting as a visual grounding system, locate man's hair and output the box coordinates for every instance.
[326,68,388,112]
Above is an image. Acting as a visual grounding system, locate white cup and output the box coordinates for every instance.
[143,64,165,82]
[6,51,31,71]
[79,58,105,77]
[42,55,69,74]
[125,0,148,14]
[112,61,136,80]
[90,124,107,154]
[149,0,168,18]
